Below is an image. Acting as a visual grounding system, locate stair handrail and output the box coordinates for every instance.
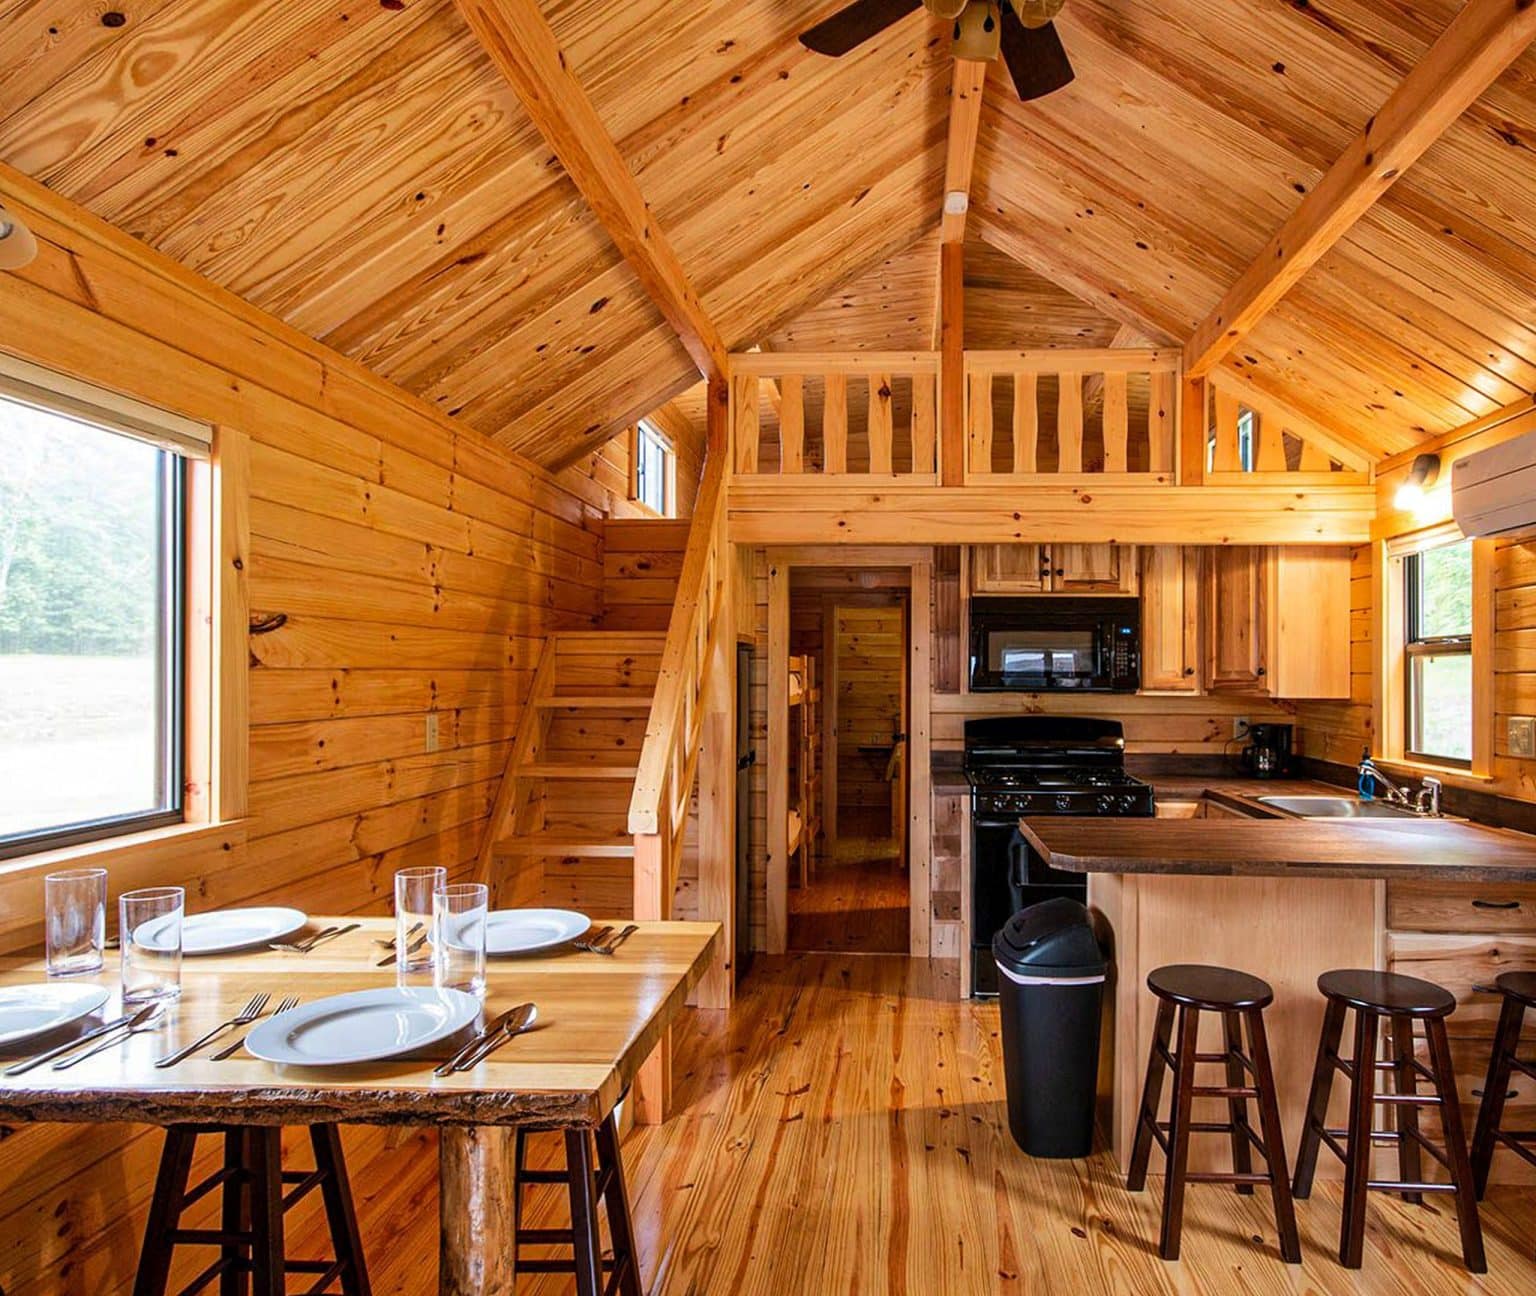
[627,450,728,855]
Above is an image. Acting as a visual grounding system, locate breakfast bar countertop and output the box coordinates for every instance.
[1018,814,1536,883]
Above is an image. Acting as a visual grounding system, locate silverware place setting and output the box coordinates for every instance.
[376,930,429,968]
[372,921,424,951]
[433,1003,538,1076]
[212,995,300,1061]
[592,924,638,957]
[269,922,360,954]
[53,1007,167,1070]
[572,924,613,953]
[155,993,269,1068]
[4,1004,160,1076]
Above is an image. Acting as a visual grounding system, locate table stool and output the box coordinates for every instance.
[134,1123,370,1296]
[1472,970,1536,1206]
[1126,964,1301,1263]
[1292,969,1484,1272]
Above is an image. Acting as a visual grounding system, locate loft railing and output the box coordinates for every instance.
[627,449,729,921]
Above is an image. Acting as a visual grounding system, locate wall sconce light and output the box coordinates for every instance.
[0,203,38,271]
[1394,452,1441,511]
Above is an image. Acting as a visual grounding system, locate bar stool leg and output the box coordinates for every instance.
[1221,1010,1255,1196]
[1472,994,1525,1198]
[1126,997,1176,1193]
[1339,1010,1379,1269]
[595,1112,643,1296]
[220,1129,250,1296]
[1158,1006,1201,1262]
[310,1124,373,1296]
[1292,999,1346,1200]
[246,1129,286,1296]
[1389,1017,1424,1206]
[564,1128,604,1296]
[1424,1018,1487,1273]
[134,1128,198,1296]
[1244,1008,1301,1264]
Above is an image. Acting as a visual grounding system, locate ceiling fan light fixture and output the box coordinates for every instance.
[1010,0,1066,29]
[0,203,38,271]
[953,0,1001,61]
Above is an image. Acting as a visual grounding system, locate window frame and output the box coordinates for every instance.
[1401,541,1473,769]
[631,418,676,517]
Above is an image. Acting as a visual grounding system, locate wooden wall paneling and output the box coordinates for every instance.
[823,373,849,473]
[1102,370,1128,472]
[1012,371,1039,472]
[779,374,805,474]
[868,371,894,473]
[1057,371,1083,473]
[967,370,993,475]
[911,371,937,474]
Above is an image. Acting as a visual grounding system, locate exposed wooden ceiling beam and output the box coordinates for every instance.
[931,59,989,348]
[1183,0,1536,380]
[453,0,729,382]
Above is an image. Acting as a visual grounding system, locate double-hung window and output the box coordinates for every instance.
[633,420,674,517]
[1402,536,1474,767]
[0,358,206,858]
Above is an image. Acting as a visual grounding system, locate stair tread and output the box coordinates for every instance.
[522,762,639,779]
[495,831,635,857]
[539,695,655,708]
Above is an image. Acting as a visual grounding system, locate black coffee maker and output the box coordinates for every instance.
[1242,723,1293,778]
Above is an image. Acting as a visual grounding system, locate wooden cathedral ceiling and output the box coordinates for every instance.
[2,1,1535,467]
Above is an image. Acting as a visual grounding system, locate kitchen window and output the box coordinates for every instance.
[0,359,209,859]
[1403,537,1473,767]
[633,420,674,517]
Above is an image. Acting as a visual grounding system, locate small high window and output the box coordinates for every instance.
[634,420,675,517]
[0,371,196,858]
[1404,537,1473,766]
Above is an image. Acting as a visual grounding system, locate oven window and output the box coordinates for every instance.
[990,629,1094,677]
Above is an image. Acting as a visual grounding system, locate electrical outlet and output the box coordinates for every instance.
[1509,715,1536,759]
[425,712,441,754]
[1233,715,1251,741]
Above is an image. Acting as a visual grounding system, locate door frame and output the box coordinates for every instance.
[765,547,932,958]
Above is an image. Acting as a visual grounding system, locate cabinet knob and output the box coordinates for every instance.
[1055,568,1064,577]
[1256,666,1266,676]
[1183,667,1195,676]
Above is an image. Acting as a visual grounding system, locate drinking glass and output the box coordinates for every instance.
[395,866,447,982]
[45,868,107,977]
[119,886,184,1003]
[433,883,488,998]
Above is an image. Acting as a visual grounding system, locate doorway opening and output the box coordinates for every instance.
[786,568,911,954]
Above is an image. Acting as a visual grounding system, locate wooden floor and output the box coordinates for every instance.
[252,952,1536,1295]
[787,838,908,953]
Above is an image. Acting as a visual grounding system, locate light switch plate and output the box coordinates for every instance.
[1510,716,1536,759]
[425,712,441,754]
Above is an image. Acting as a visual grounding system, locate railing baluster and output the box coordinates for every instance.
[1299,437,1331,470]
[1255,411,1288,471]
[1013,371,1038,472]
[1058,371,1083,472]
[911,372,937,474]
[967,370,993,475]
[1150,371,1176,473]
[868,372,894,474]
[1103,371,1128,472]
[733,374,760,473]
[779,375,804,473]
[1213,388,1243,471]
[823,373,848,473]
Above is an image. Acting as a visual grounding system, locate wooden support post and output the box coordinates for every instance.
[766,559,790,955]
[1179,374,1207,485]
[631,829,672,1124]
[939,242,965,486]
[696,565,735,1010]
[439,1126,517,1295]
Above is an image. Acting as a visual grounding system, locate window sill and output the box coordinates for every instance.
[0,819,247,881]
[1373,757,1494,788]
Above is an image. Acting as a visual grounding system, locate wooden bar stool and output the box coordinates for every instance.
[514,1110,641,1296]
[1292,969,1485,1272]
[1472,971,1536,1201]
[134,1123,371,1296]
[1126,964,1301,1263]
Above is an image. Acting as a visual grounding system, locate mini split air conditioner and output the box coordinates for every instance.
[1451,428,1536,539]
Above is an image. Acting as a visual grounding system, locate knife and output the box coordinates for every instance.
[454,1003,538,1071]
[433,1007,519,1077]
[5,1005,157,1076]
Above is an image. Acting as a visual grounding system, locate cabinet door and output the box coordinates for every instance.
[1204,546,1269,694]
[1140,546,1200,691]
[971,544,1051,594]
[1052,543,1137,594]
[1268,546,1351,699]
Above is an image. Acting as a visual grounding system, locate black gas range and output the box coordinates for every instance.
[965,717,1153,996]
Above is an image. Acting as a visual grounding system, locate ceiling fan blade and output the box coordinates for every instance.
[799,0,924,56]
[998,6,1075,101]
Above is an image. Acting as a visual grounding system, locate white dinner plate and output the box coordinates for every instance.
[0,983,112,1048]
[484,908,591,956]
[137,907,309,956]
[243,986,481,1066]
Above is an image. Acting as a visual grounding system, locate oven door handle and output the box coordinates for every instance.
[1007,828,1031,891]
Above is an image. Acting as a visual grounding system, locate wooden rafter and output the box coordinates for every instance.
[453,0,729,381]
[930,59,989,349]
[1184,0,1536,380]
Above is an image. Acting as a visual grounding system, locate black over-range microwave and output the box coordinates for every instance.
[969,598,1141,693]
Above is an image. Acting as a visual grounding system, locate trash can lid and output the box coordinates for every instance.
[992,897,1107,978]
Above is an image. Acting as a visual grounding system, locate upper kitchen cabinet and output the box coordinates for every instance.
[972,544,1137,596]
[1140,546,1201,692]
[1204,546,1351,699]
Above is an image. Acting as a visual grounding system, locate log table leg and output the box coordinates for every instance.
[440,1126,517,1295]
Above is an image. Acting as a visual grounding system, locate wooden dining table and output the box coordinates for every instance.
[0,917,720,1294]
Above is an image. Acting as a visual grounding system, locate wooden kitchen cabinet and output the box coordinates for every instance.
[1139,545,1200,691]
[971,543,1136,595]
[1202,545,1349,698]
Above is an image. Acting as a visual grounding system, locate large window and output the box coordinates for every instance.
[1404,537,1473,766]
[634,420,674,517]
[0,383,188,857]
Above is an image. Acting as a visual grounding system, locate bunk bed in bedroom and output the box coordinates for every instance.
[787,653,823,887]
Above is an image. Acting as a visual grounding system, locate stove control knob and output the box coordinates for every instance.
[1055,794,1073,813]
[1015,795,1033,813]
[1096,792,1115,813]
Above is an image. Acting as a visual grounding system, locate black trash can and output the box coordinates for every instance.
[992,896,1108,1158]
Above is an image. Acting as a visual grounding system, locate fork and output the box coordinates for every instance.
[571,925,613,953]
[593,924,639,957]
[269,922,359,954]
[373,921,424,951]
[212,995,299,1061]
[376,932,429,968]
[54,1009,167,1070]
[155,993,269,1068]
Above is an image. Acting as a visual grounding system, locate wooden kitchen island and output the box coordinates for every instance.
[1020,813,1536,1183]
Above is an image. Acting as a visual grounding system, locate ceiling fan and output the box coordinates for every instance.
[799,0,1074,102]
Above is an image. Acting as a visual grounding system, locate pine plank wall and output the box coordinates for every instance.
[0,171,638,1290]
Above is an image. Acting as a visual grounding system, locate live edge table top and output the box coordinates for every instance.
[0,919,719,1130]
[1018,816,1536,883]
